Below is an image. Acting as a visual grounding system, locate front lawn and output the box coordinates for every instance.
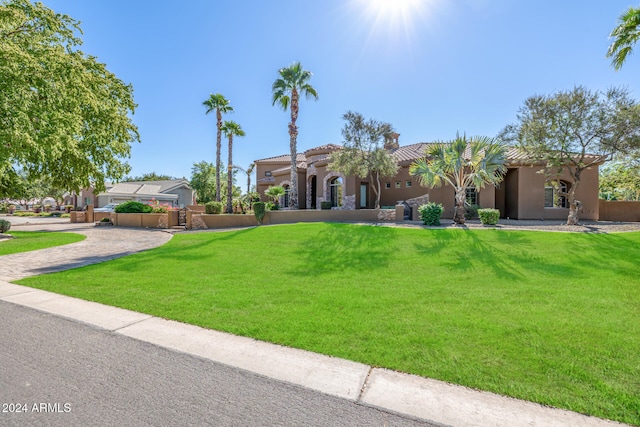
[0,231,85,255]
[16,223,640,425]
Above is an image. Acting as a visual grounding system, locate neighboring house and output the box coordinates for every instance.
[254,138,604,220]
[66,180,195,209]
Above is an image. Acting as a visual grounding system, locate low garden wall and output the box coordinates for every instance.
[70,207,404,230]
[599,200,640,222]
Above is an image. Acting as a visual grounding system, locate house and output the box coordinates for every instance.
[66,180,195,209]
[254,138,603,220]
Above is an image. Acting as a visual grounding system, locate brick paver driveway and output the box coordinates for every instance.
[0,220,172,281]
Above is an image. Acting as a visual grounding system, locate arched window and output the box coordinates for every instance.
[545,180,569,208]
[283,184,290,208]
[330,177,343,207]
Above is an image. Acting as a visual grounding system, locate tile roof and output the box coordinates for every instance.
[255,144,606,168]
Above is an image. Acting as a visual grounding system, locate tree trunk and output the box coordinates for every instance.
[226,135,233,214]
[566,175,581,225]
[453,188,466,224]
[373,172,381,209]
[216,109,222,202]
[288,88,300,209]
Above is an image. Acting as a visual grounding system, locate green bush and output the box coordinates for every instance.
[205,201,224,214]
[266,201,277,211]
[418,202,443,226]
[465,204,480,219]
[0,202,9,213]
[253,202,266,225]
[478,208,500,225]
[0,219,11,233]
[115,201,152,214]
[320,201,332,210]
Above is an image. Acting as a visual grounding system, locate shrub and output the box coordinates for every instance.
[0,202,9,213]
[0,219,10,233]
[100,217,112,223]
[418,202,444,226]
[253,202,266,225]
[115,201,152,214]
[465,204,480,219]
[205,201,224,214]
[478,208,500,225]
[320,201,332,210]
[265,202,280,211]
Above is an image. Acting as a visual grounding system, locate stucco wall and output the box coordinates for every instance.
[512,167,599,220]
[599,200,640,222]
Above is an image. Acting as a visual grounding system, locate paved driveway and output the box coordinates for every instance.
[0,220,172,281]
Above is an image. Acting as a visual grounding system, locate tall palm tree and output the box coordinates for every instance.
[203,94,233,202]
[409,134,507,224]
[607,7,640,70]
[245,162,255,195]
[272,62,318,209]
[220,120,245,214]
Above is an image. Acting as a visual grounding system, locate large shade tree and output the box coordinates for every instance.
[272,61,318,209]
[203,93,233,202]
[0,0,139,196]
[500,86,640,225]
[328,111,398,208]
[607,6,640,70]
[220,120,245,214]
[410,134,507,224]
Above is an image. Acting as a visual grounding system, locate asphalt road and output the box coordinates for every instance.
[0,301,434,427]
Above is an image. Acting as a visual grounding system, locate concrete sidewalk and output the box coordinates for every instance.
[0,281,628,427]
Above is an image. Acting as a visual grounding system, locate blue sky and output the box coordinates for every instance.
[41,0,640,182]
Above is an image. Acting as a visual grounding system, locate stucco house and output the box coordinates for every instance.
[66,179,195,209]
[254,138,603,220]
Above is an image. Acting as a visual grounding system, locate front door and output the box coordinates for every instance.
[360,183,368,208]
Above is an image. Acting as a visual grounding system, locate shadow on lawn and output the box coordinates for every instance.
[289,223,395,275]
[413,228,588,282]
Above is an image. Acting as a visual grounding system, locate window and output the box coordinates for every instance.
[395,182,401,189]
[545,181,569,208]
[330,177,343,207]
[385,182,391,189]
[466,187,478,206]
[406,181,412,188]
[283,184,290,208]
[265,171,272,177]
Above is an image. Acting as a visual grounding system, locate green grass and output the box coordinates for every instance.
[0,231,85,255]
[15,223,640,425]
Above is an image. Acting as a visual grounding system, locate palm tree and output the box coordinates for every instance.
[203,94,233,202]
[607,7,640,70]
[409,134,507,224]
[265,185,285,209]
[220,120,245,214]
[272,62,319,209]
[245,162,255,195]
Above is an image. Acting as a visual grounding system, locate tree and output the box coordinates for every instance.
[501,86,640,224]
[245,162,255,196]
[409,134,507,225]
[328,111,398,208]
[272,61,318,209]
[0,0,139,196]
[124,172,175,182]
[190,161,217,204]
[203,93,233,202]
[607,7,640,70]
[600,159,640,200]
[220,120,245,214]
[265,185,285,208]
